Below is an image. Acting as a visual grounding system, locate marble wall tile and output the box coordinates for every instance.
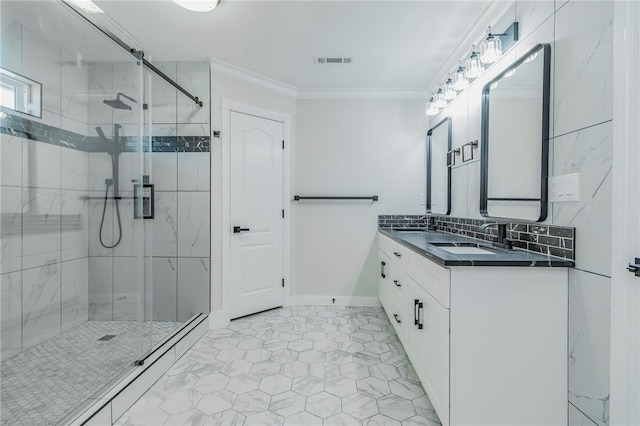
[149,62,178,124]
[87,62,114,125]
[177,192,210,257]
[553,122,612,277]
[60,145,89,191]
[516,1,555,42]
[150,152,178,191]
[61,48,89,129]
[23,139,61,189]
[88,151,114,191]
[177,257,210,321]
[112,61,142,125]
[61,257,89,331]
[61,190,88,262]
[1,271,22,360]
[569,269,610,426]
[178,152,210,191]
[0,186,22,273]
[89,256,113,321]
[151,191,178,257]
[151,257,178,322]
[113,193,142,258]
[177,62,210,124]
[21,25,61,116]
[554,1,613,137]
[22,188,61,270]
[22,262,61,350]
[1,133,22,187]
[1,12,22,72]
[87,189,114,257]
[570,403,598,426]
[113,257,142,321]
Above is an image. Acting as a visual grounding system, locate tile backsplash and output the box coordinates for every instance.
[378,214,575,261]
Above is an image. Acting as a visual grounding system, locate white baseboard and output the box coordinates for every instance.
[208,310,231,329]
[286,296,381,307]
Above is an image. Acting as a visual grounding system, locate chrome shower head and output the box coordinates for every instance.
[103,92,137,110]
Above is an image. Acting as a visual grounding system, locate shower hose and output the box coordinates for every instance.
[99,181,123,248]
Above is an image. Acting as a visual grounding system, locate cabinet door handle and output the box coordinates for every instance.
[393,251,402,258]
[380,261,386,278]
[418,302,424,330]
[414,299,419,325]
[393,314,401,324]
[393,280,401,288]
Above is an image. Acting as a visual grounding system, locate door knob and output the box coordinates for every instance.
[233,226,250,233]
[627,257,640,277]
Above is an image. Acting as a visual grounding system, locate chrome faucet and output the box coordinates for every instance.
[479,222,512,249]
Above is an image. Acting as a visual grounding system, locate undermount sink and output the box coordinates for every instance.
[430,242,496,255]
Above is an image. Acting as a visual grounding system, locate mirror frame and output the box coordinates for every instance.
[426,117,452,215]
[479,43,551,222]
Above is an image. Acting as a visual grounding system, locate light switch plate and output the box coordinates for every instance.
[549,173,580,202]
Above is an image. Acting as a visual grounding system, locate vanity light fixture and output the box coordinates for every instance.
[452,64,469,91]
[434,88,447,108]
[443,77,456,101]
[480,27,502,64]
[465,48,484,79]
[426,97,440,116]
[524,51,539,63]
[172,0,221,12]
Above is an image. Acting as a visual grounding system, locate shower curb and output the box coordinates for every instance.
[58,314,209,426]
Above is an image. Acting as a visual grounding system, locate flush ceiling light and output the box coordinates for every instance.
[480,26,503,64]
[443,77,456,100]
[452,64,469,91]
[465,48,484,79]
[65,0,104,13]
[434,88,447,108]
[172,0,221,12]
[426,97,439,116]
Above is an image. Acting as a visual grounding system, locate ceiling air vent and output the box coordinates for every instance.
[314,57,352,64]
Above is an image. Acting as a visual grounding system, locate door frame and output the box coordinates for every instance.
[220,98,292,320]
[611,2,640,424]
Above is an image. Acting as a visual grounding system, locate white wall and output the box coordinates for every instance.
[292,98,427,300]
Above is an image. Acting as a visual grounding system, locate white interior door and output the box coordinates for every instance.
[229,111,284,319]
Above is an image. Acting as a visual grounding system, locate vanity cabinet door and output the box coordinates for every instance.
[406,280,427,381]
[424,290,450,425]
[378,251,392,311]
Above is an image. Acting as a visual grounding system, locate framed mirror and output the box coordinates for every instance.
[427,117,452,215]
[480,43,551,222]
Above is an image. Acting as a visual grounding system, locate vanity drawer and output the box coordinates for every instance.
[379,234,408,267]
[406,250,451,308]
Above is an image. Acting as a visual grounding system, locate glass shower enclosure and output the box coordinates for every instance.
[0,1,186,424]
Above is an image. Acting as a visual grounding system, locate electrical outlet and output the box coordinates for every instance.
[549,173,580,202]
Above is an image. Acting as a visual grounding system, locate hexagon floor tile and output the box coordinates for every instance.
[116,306,442,425]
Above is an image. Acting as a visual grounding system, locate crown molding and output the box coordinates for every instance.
[297,88,428,100]
[210,58,298,98]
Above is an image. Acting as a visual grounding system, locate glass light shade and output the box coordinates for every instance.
[426,98,439,116]
[452,66,469,91]
[465,52,484,79]
[173,0,221,12]
[480,34,502,64]
[443,78,456,100]
[434,89,447,108]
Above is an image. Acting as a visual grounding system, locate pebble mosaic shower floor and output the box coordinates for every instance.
[116,306,441,426]
[0,320,181,426]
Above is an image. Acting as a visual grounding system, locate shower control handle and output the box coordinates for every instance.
[233,226,250,233]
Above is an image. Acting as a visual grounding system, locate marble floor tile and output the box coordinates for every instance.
[116,306,442,426]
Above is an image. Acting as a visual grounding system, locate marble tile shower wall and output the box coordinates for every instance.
[1,12,91,360]
[426,2,613,425]
[86,61,211,324]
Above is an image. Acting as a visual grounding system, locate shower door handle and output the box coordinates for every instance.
[233,226,250,233]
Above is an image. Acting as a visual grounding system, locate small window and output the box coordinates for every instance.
[0,67,42,118]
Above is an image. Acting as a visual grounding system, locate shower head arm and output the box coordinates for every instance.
[116,92,137,104]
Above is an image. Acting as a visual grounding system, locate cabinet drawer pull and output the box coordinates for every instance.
[414,299,419,325]
[418,302,424,330]
[393,251,402,258]
[380,261,386,278]
[393,280,401,287]
[393,314,401,324]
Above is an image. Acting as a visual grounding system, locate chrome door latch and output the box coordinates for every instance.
[627,257,640,277]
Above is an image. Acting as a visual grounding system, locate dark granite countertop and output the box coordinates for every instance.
[379,228,574,268]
